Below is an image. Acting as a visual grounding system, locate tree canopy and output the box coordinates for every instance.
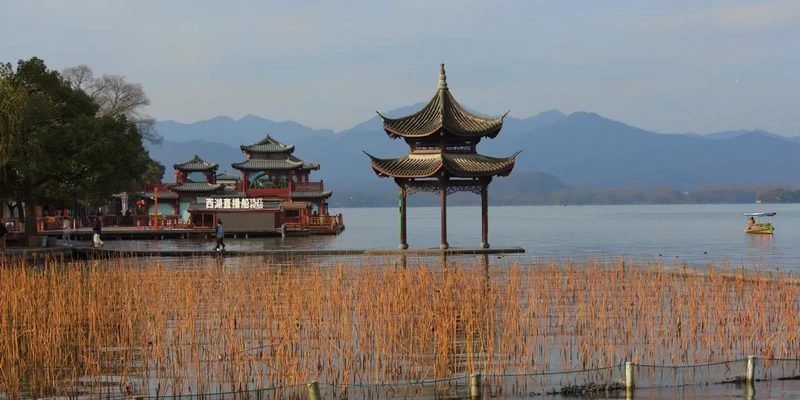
[0,57,151,237]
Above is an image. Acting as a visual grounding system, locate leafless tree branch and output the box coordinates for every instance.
[61,65,163,145]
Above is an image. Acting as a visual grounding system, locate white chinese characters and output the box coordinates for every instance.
[205,198,264,210]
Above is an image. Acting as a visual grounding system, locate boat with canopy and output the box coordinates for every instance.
[744,212,776,234]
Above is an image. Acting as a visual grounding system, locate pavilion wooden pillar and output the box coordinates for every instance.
[480,179,490,248]
[399,182,408,250]
[439,177,449,250]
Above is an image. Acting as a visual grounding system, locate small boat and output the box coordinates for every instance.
[744,212,776,234]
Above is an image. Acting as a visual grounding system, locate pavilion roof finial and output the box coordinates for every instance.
[438,63,447,90]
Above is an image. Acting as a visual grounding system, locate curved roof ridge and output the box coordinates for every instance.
[173,154,219,171]
[379,64,506,139]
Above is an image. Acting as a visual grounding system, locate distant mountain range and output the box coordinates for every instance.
[150,106,800,197]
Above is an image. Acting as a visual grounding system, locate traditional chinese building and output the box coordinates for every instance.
[364,64,520,249]
[168,155,228,223]
[225,134,338,231]
[215,172,240,190]
[135,136,343,234]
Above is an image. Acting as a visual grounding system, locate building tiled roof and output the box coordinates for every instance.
[168,182,225,193]
[377,64,508,139]
[241,135,295,154]
[290,190,334,199]
[364,151,521,178]
[289,155,320,171]
[173,155,219,172]
[136,191,180,200]
[231,159,304,171]
[215,172,240,181]
[209,191,247,198]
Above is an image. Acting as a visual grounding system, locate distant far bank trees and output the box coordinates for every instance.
[0,57,163,238]
[334,183,799,207]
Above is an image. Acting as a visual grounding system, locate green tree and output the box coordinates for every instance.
[141,159,166,187]
[0,57,150,238]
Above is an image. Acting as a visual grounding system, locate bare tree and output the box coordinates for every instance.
[62,65,163,145]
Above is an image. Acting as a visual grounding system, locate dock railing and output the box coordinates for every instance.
[308,215,337,229]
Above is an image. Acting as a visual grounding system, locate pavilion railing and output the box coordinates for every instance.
[308,215,337,229]
[293,181,324,192]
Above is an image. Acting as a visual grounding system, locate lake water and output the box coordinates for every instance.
[104,204,799,270]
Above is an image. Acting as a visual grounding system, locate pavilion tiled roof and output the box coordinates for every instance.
[215,172,240,181]
[377,64,508,139]
[364,151,521,179]
[173,155,219,172]
[289,190,334,199]
[136,191,180,200]
[231,159,305,171]
[167,182,225,192]
[241,135,295,154]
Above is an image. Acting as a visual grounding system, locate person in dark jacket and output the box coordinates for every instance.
[214,219,225,251]
[92,218,104,248]
[0,222,8,254]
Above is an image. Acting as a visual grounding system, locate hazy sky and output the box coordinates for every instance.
[2,0,798,134]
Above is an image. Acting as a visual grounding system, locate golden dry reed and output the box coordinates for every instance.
[1,255,800,398]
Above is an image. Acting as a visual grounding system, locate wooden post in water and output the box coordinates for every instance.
[746,355,755,383]
[399,184,408,250]
[470,373,482,399]
[480,179,489,248]
[439,177,449,249]
[307,381,321,400]
[625,361,635,391]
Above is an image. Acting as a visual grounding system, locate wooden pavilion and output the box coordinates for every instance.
[364,64,521,249]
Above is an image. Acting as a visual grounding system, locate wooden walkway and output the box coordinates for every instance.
[2,245,525,263]
[34,227,305,241]
[74,246,526,259]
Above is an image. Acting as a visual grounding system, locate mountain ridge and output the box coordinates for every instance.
[150,108,800,193]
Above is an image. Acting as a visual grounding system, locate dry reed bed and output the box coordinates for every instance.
[1,256,800,398]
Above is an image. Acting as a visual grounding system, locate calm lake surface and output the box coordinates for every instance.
[106,204,799,270]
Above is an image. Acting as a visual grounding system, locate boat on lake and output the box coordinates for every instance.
[744,212,776,235]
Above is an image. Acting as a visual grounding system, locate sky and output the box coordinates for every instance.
[1,0,799,134]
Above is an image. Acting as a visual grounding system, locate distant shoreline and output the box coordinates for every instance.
[331,202,794,208]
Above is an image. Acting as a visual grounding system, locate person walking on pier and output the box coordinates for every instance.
[62,217,73,246]
[214,219,226,252]
[92,217,104,248]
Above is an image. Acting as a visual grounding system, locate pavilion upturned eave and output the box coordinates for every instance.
[173,155,219,172]
[363,151,521,179]
[240,143,295,154]
[167,182,225,193]
[231,159,305,171]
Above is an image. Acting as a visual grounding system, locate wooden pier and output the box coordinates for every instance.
[2,245,525,263]
[72,246,526,259]
[32,226,314,241]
